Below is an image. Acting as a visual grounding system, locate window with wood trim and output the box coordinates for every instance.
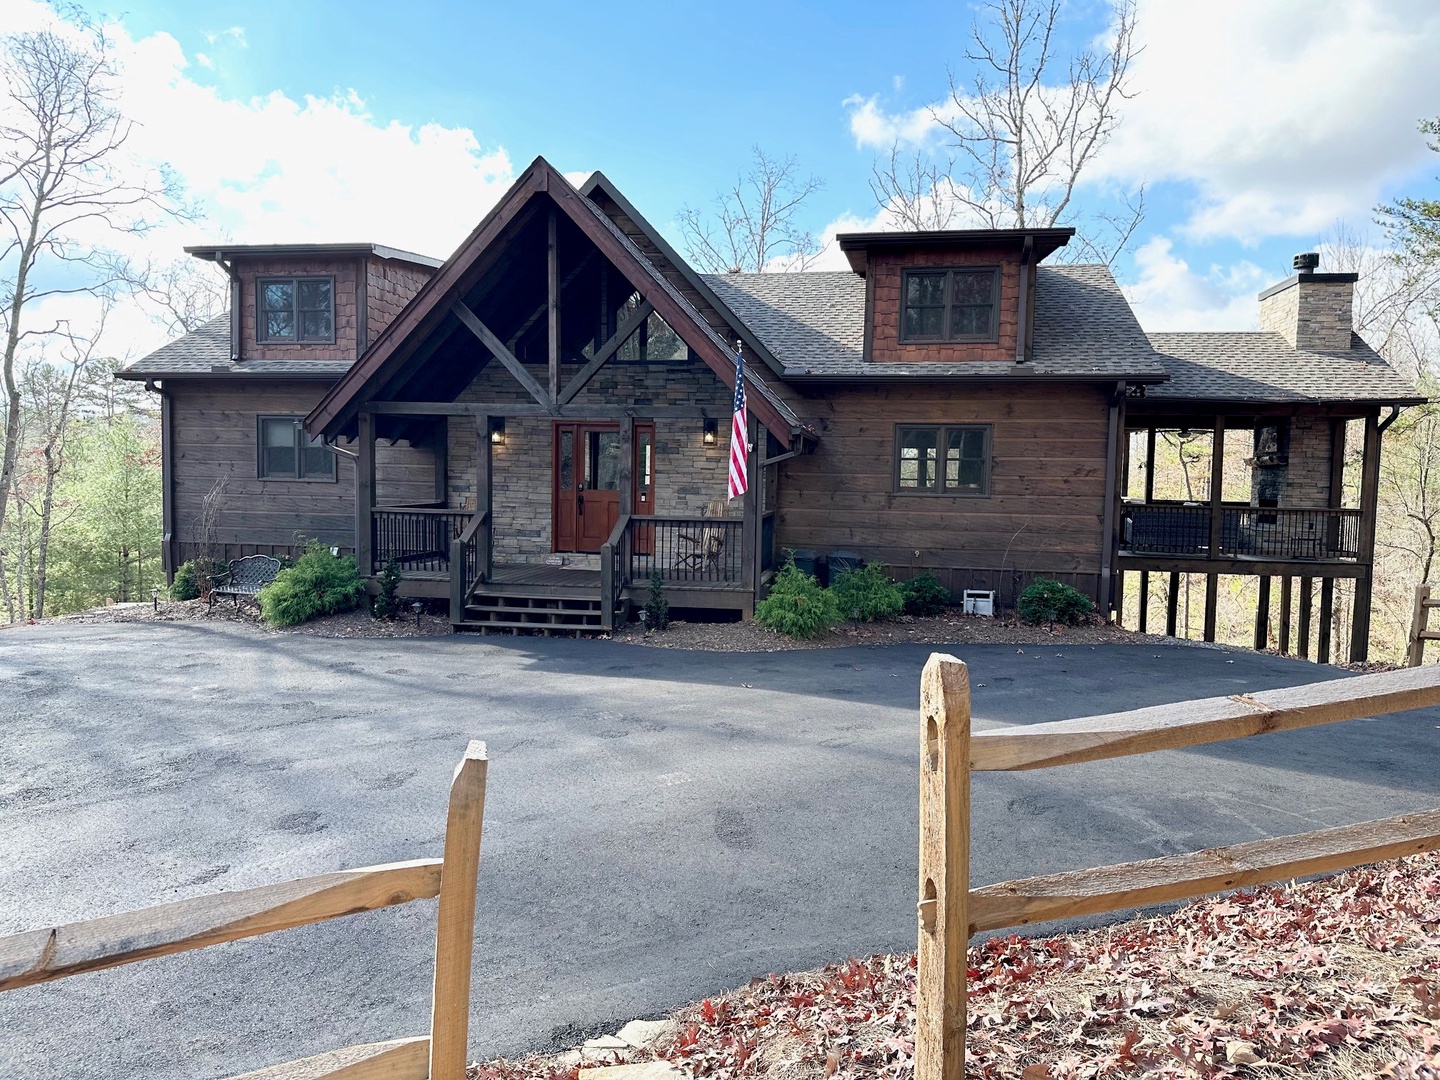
[900,267,1000,343]
[257,277,335,343]
[258,415,335,481]
[895,424,990,495]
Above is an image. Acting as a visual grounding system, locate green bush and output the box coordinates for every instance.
[756,559,839,639]
[1017,578,1094,626]
[643,569,669,630]
[372,558,403,620]
[171,558,224,601]
[898,572,950,616]
[829,562,905,622]
[258,541,366,627]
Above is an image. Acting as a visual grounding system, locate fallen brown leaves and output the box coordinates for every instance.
[467,854,1440,1080]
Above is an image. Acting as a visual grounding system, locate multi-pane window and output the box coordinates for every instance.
[900,268,1000,343]
[258,416,335,481]
[895,425,990,495]
[257,277,335,343]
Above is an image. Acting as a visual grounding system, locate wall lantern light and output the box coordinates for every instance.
[702,418,718,446]
[489,416,506,446]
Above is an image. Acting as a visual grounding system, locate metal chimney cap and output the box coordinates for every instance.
[1293,252,1320,273]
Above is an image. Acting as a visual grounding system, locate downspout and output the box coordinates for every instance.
[146,378,177,581]
[215,252,240,361]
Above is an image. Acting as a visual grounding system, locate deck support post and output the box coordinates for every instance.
[1203,573,1219,643]
[547,209,560,405]
[356,411,376,575]
[740,416,759,618]
[1350,412,1382,662]
[1318,577,1335,664]
[1137,570,1149,634]
[476,414,493,582]
[1208,416,1225,559]
[1166,571,1180,637]
[1254,576,1271,651]
[1279,576,1293,655]
[1299,576,1313,659]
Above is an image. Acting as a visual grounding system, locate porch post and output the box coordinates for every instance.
[1166,571,1180,637]
[1299,576,1313,659]
[751,434,767,599]
[1253,576,1271,651]
[356,411,376,575]
[476,413,493,581]
[741,416,760,617]
[1279,576,1293,655]
[1203,415,1225,644]
[617,416,634,611]
[1349,412,1382,662]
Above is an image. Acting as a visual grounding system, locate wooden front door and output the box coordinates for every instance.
[553,422,654,553]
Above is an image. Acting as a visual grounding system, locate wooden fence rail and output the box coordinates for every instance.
[1407,583,1440,667]
[0,741,489,1080]
[914,655,1440,1080]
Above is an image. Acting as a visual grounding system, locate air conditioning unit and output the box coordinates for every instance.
[962,589,995,617]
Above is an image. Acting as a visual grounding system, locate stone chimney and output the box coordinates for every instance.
[1257,252,1358,351]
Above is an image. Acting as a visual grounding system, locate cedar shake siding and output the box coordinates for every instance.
[168,380,434,564]
[366,257,433,350]
[777,382,1111,599]
[867,247,1024,363]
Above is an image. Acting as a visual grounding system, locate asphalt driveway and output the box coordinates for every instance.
[2,622,1438,1078]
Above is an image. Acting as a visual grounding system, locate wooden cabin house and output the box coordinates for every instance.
[120,157,1422,659]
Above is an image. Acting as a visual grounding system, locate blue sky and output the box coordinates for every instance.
[7,0,1440,351]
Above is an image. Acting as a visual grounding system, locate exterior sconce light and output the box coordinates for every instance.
[702,418,718,446]
[489,417,506,446]
[411,599,423,629]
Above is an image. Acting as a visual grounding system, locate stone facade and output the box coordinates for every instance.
[1250,415,1335,508]
[440,354,739,564]
[1258,276,1355,351]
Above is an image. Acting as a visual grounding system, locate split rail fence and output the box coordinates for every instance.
[913,655,1440,1080]
[0,740,489,1080]
[1407,583,1440,667]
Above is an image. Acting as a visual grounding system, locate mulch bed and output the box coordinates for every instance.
[467,855,1440,1080]
[50,598,455,637]
[606,613,1167,652]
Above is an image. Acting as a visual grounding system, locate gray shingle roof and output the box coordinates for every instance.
[1145,332,1423,403]
[119,313,354,379]
[702,265,1168,381]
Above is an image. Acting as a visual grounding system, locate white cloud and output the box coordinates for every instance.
[1100,0,1440,242]
[1,1,518,359]
[203,26,246,47]
[842,93,940,150]
[1123,236,1268,332]
[194,51,213,69]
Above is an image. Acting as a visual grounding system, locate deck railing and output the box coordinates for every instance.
[628,515,745,585]
[372,507,472,574]
[1120,503,1362,561]
[448,511,489,623]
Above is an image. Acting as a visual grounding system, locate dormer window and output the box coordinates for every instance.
[900,267,1000,344]
[258,277,335,343]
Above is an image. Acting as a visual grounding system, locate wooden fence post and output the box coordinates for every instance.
[429,740,489,1080]
[915,654,971,1080]
[1410,584,1433,668]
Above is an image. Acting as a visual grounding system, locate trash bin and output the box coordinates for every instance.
[789,549,820,580]
[827,550,862,582]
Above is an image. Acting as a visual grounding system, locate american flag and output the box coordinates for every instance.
[728,344,748,501]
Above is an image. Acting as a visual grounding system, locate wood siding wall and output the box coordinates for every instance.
[777,382,1110,602]
[868,248,1022,363]
[168,380,434,565]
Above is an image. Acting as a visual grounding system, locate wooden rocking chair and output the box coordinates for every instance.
[678,500,728,575]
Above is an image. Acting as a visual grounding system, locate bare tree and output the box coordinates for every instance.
[871,0,1144,263]
[869,144,961,231]
[140,256,228,334]
[678,147,824,273]
[0,20,177,564]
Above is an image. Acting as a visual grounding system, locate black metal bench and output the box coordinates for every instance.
[209,554,282,609]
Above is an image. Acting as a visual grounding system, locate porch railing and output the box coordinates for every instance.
[1121,503,1363,561]
[372,507,472,575]
[628,515,745,585]
[448,511,489,623]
